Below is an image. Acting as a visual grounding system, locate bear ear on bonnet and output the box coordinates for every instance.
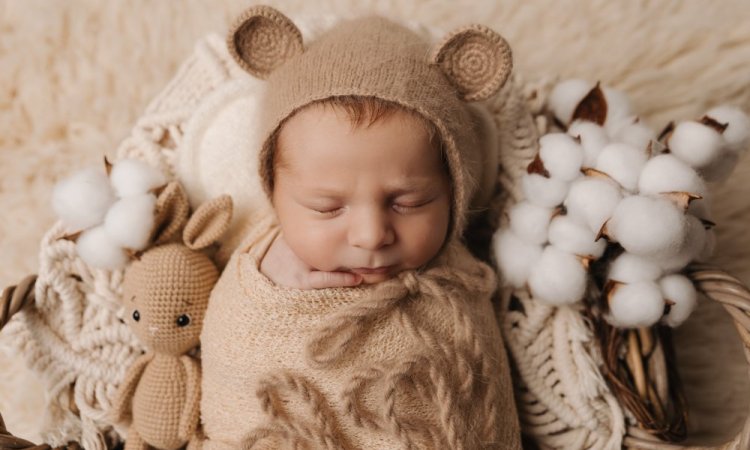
[431,24,513,102]
[227,5,304,79]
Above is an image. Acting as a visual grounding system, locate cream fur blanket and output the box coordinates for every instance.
[1,0,749,445]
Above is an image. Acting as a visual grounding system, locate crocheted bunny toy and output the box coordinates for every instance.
[111,181,232,450]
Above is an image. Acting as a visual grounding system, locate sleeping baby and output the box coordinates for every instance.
[200,5,522,449]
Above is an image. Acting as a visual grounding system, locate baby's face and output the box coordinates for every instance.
[272,104,451,284]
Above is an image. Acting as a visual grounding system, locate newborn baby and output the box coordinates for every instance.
[200,5,521,449]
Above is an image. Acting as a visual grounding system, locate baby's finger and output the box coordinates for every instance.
[308,271,362,289]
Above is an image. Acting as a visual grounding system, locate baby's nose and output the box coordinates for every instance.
[348,208,394,250]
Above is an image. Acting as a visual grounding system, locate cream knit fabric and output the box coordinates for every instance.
[200,216,521,449]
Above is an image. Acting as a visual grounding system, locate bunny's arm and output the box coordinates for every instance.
[111,353,153,423]
[179,355,201,441]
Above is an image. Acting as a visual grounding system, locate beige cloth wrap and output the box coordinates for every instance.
[200,216,521,450]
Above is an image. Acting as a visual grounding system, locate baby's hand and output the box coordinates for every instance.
[260,233,363,289]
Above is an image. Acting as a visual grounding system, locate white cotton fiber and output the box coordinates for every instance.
[549,79,593,125]
[603,87,633,126]
[508,202,553,245]
[607,195,687,256]
[659,274,698,327]
[52,167,116,230]
[104,194,156,250]
[548,215,606,258]
[638,154,706,196]
[606,281,665,328]
[527,246,588,305]
[668,121,725,169]
[110,158,166,198]
[76,225,129,270]
[568,120,609,167]
[492,229,543,288]
[595,142,649,192]
[608,117,656,153]
[698,151,739,182]
[607,252,663,283]
[564,176,623,233]
[652,214,705,272]
[538,133,584,181]
[706,105,750,153]
[697,228,716,262]
[522,174,569,208]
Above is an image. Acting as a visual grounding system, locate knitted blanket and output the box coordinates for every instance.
[200,216,521,449]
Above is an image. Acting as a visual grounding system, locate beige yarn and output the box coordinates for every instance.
[200,217,521,450]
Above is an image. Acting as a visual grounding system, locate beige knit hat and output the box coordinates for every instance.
[227,5,513,238]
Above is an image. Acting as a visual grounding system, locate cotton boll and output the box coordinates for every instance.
[568,120,609,167]
[104,194,157,250]
[603,87,633,125]
[527,246,588,305]
[522,174,569,208]
[548,215,606,258]
[549,79,593,125]
[76,226,129,270]
[595,142,649,192]
[52,167,116,230]
[538,133,584,181]
[659,274,698,327]
[609,118,656,153]
[564,177,623,234]
[492,229,543,288]
[638,154,706,196]
[607,196,687,256]
[706,105,750,153]
[606,281,665,328]
[651,214,705,272]
[696,229,716,262]
[668,121,725,169]
[508,202,553,245]
[110,158,166,198]
[608,253,663,283]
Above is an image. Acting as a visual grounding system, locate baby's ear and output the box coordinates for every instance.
[431,25,513,102]
[227,5,304,79]
[183,195,233,251]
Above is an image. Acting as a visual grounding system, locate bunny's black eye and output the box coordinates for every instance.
[132,310,140,322]
[177,314,191,327]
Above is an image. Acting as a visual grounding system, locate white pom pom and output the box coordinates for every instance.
[608,253,663,283]
[549,79,593,125]
[568,120,609,167]
[659,274,698,327]
[104,194,157,250]
[638,154,706,196]
[522,174,569,208]
[607,196,687,256]
[110,158,166,198]
[608,117,656,152]
[538,133,584,181]
[706,105,750,153]
[52,167,117,230]
[565,176,623,233]
[528,246,588,305]
[508,202,553,245]
[548,215,606,258]
[603,87,633,125]
[76,226,128,270]
[651,214,706,272]
[492,229,543,288]
[668,121,724,169]
[606,281,665,328]
[595,142,649,191]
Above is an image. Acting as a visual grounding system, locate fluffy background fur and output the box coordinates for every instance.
[1,0,749,445]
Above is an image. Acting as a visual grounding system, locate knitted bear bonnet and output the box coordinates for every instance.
[227,5,513,239]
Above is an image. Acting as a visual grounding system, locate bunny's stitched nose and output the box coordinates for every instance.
[148,325,159,336]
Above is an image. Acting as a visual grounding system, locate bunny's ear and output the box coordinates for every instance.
[431,25,513,102]
[227,5,304,79]
[183,195,233,251]
[152,182,191,246]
